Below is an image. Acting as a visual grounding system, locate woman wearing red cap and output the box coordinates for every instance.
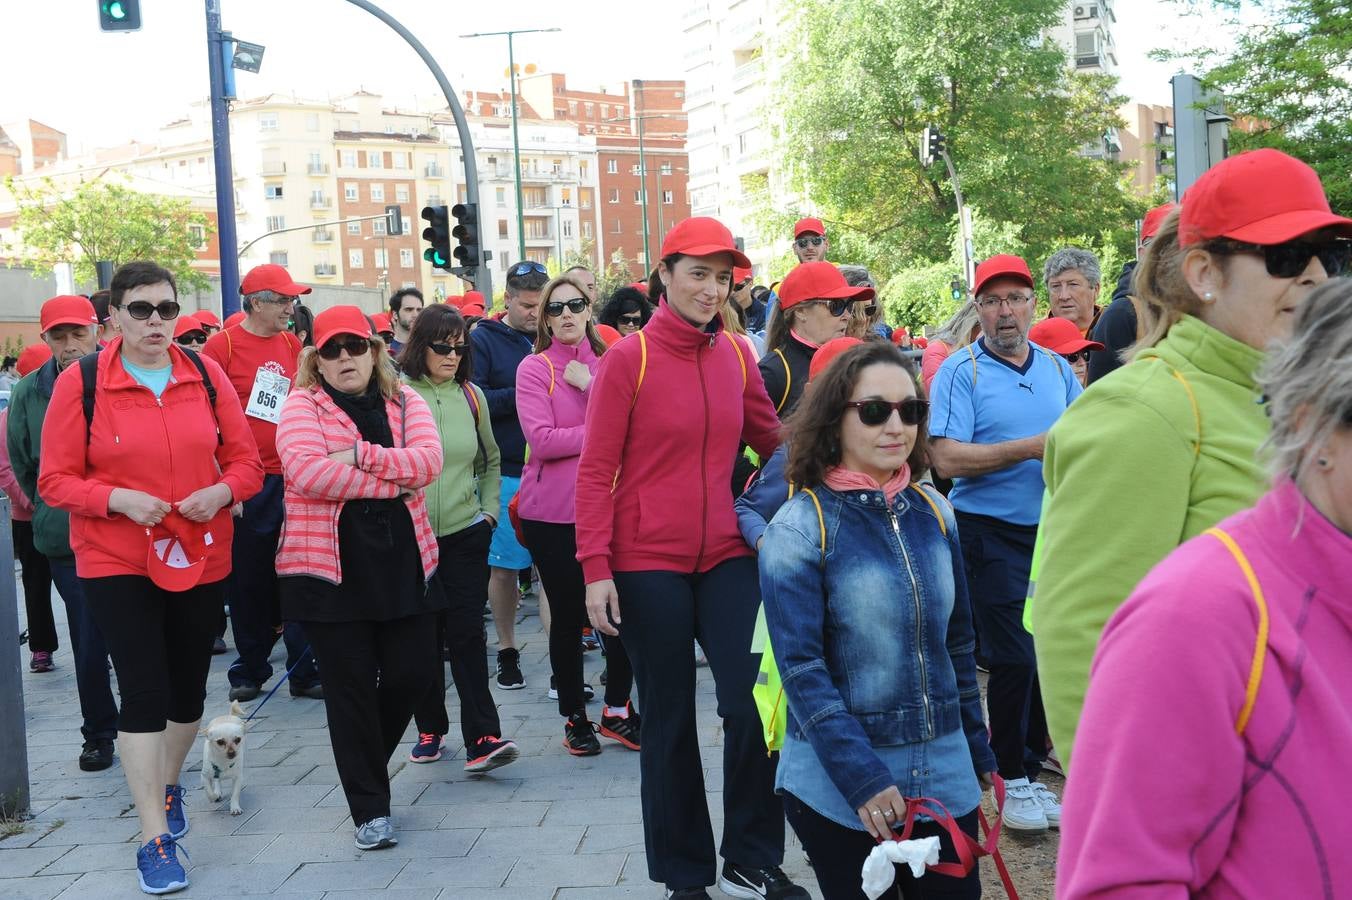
[39,262,264,895]
[275,305,443,853]
[576,217,807,899]
[1028,317,1104,387]
[1033,148,1352,773]
[172,315,208,351]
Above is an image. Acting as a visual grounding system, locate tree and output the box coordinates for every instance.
[770,0,1144,287]
[1160,0,1352,212]
[3,175,214,291]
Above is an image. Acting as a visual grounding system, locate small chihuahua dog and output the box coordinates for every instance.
[201,699,248,815]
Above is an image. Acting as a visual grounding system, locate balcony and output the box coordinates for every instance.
[314,264,337,276]
[524,230,556,245]
[313,229,334,243]
[731,60,764,89]
[310,196,333,210]
[307,162,330,175]
[259,160,287,176]
[424,164,444,178]
[1076,54,1101,69]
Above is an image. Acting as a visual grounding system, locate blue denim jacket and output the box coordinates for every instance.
[759,482,996,812]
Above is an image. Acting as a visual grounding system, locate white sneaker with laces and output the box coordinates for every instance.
[1031,781,1062,828]
[1001,777,1049,833]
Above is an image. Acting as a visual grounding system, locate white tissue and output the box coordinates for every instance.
[860,835,941,899]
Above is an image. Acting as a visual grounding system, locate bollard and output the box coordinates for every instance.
[0,496,31,818]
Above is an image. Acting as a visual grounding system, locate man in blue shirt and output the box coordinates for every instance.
[928,254,1081,835]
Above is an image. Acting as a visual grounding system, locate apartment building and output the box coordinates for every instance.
[1119,102,1175,196]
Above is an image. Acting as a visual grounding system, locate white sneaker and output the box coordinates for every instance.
[1001,777,1049,833]
[1031,781,1062,829]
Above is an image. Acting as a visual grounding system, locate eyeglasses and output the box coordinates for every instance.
[175,334,207,347]
[545,298,589,317]
[511,261,548,276]
[1062,351,1092,364]
[845,398,930,427]
[120,300,181,321]
[795,236,825,249]
[975,293,1034,311]
[317,336,373,360]
[617,314,643,327]
[805,298,856,317]
[1211,238,1352,279]
[254,295,296,306]
[429,341,469,357]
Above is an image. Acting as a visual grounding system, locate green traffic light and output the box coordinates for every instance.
[105,1,127,18]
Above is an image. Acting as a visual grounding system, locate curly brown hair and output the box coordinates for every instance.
[784,342,929,487]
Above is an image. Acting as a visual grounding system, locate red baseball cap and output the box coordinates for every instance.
[1029,317,1105,355]
[194,309,222,329]
[370,311,393,334]
[1141,202,1176,241]
[778,262,875,310]
[794,217,826,238]
[40,295,98,334]
[445,295,464,307]
[173,315,205,339]
[734,266,752,284]
[17,343,52,376]
[460,301,486,318]
[239,263,312,297]
[146,511,213,593]
[628,281,649,293]
[314,306,374,348]
[595,323,623,347]
[224,311,246,328]
[1179,149,1352,247]
[461,290,485,309]
[660,217,751,268]
[808,336,863,381]
[973,255,1034,297]
[912,336,929,349]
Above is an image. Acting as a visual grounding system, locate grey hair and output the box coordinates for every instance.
[838,264,876,289]
[1257,278,1352,482]
[242,289,287,313]
[1044,247,1101,287]
[932,300,981,348]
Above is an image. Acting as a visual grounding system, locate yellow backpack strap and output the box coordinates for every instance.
[1152,359,1202,458]
[1204,526,1270,736]
[800,487,827,563]
[630,331,648,411]
[965,343,979,387]
[1036,345,1070,393]
[728,333,748,390]
[908,483,948,537]
[772,347,791,411]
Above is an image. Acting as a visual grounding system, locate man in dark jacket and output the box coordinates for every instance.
[7,295,119,771]
[469,260,545,690]
[1087,202,1177,384]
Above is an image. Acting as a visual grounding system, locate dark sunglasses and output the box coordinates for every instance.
[175,334,207,347]
[862,304,877,316]
[429,341,469,356]
[846,398,930,427]
[1212,238,1352,279]
[511,261,548,276]
[317,336,373,360]
[120,300,181,321]
[1062,351,1092,364]
[617,314,643,327]
[545,298,589,317]
[795,236,825,249]
[807,298,856,317]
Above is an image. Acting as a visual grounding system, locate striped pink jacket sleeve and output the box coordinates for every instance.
[277,389,402,501]
[358,386,443,489]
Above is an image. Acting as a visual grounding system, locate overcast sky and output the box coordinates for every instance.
[1,0,1231,153]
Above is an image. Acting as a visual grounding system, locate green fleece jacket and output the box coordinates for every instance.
[405,376,502,537]
[1032,314,1269,771]
[6,360,74,562]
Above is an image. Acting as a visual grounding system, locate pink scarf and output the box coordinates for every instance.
[823,463,912,505]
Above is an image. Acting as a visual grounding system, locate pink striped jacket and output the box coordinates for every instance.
[275,383,442,585]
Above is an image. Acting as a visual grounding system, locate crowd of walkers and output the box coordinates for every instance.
[6,146,1351,899]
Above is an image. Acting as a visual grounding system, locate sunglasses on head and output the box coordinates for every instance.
[317,336,373,360]
[545,297,589,317]
[1212,238,1352,279]
[121,300,181,321]
[806,298,856,317]
[795,236,825,249]
[1062,351,1092,364]
[429,341,468,357]
[511,261,548,276]
[846,398,930,427]
[617,314,643,327]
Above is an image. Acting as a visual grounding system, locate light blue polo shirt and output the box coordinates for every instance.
[928,338,1081,525]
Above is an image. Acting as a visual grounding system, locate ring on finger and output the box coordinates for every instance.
[883,809,895,818]
[870,809,883,816]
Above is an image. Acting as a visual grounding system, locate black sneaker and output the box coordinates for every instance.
[496,648,525,690]
[562,712,600,756]
[78,739,114,772]
[228,681,261,702]
[598,702,641,751]
[718,862,810,899]
[289,682,324,700]
[211,636,228,655]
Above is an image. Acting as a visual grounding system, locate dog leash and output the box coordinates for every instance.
[243,644,313,723]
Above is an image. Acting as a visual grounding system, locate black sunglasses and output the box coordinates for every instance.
[795,236,825,249]
[617,314,643,327]
[120,300,181,321]
[175,334,207,347]
[511,261,548,276]
[1062,351,1092,364]
[862,304,878,316]
[1212,238,1352,279]
[317,337,373,360]
[429,341,469,356]
[846,398,930,427]
[807,298,856,317]
[545,298,589,317]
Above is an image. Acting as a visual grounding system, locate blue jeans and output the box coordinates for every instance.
[49,561,119,742]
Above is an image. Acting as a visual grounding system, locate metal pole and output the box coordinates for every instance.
[509,34,526,262]
[636,81,650,274]
[206,0,241,316]
[655,166,663,248]
[345,0,492,299]
[0,497,30,819]
[555,207,562,265]
[941,150,974,291]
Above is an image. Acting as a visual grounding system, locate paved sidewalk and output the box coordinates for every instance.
[2,583,820,899]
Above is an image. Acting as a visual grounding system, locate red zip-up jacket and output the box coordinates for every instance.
[38,339,264,581]
[575,300,781,583]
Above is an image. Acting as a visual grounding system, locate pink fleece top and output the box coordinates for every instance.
[1058,478,1352,899]
[0,409,34,521]
[515,339,599,525]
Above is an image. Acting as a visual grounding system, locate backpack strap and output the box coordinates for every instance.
[461,382,488,475]
[728,333,748,389]
[908,483,948,537]
[965,343,979,387]
[632,331,648,410]
[1034,344,1070,393]
[799,487,827,564]
[771,347,791,411]
[1150,358,1202,458]
[1204,526,1270,736]
[180,347,222,445]
[80,353,99,438]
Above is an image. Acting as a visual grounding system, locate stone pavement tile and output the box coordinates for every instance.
[416,777,523,805]
[505,851,627,887]
[217,762,318,787]
[431,800,550,829]
[279,858,407,892]
[183,745,298,771]
[252,825,479,868]
[317,776,427,808]
[381,802,454,831]
[295,764,341,786]
[209,894,322,900]
[578,823,647,855]
[618,850,649,883]
[603,774,644,798]
[37,839,138,875]
[0,872,80,900]
[177,831,277,867]
[50,870,149,899]
[26,779,126,801]
[186,860,303,895]
[218,783,335,811]
[29,816,141,847]
[467,824,585,857]
[175,804,265,837]
[320,891,445,900]
[386,854,519,889]
[0,845,72,878]
[556,888,659,898]
[544,796,644,826]
[232,804,350,836]
[26,795,134,821]
[513,772,617,802]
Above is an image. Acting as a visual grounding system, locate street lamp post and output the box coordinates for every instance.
[603,108,688,276]
[461,27,561,263]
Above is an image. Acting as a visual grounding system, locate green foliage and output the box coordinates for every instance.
[595,247,638,302]
[2,175,213,292]
[2,336,27,359]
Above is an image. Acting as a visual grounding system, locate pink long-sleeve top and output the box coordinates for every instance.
[515,339,599,525]
[0,409,33,521]
[1057,477,1352,899]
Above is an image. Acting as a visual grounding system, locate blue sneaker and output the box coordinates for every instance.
[136,833,188,894]
[164,784,188,839]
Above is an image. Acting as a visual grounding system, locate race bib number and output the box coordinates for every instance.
[245,368,290,424]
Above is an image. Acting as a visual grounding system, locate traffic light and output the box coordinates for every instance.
[98,0,141,31]
[451,202,481,272]
[950,278,965,301]
[421,205,451,270]
[921,125,948,167]
[931,127,947,158]
[385,204,404,237]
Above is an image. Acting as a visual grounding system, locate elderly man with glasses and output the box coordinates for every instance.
[926,254,1082,836]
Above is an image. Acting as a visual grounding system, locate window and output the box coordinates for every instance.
[584,102,594,117]
[400,248,414,268]
[344,183,358,201]
[496,187,506,205]
[305,113,320,132]
[608,188,620,204]
[552,159,563,174]
[563,219,574,238]
[269,251,289,267]
[391,152,409,169]
[349,249,364,268]
[342,150,358,168]
[582,220,592,239]
[660,162,673,175]
[579,160,589,178]
[395,184,410,202]
[259,113,278,131]
[373,219,387,236]
[612,219,623,234]
[367,150,384,168]
[663,190,674,205]
[498,219,509,238]
[370,184,385,202]
[634,190,643,204]
[265,184,284,200]
[374,249,388,269]
[601,104,610,119]
[265,215,285,232]
[606,159,618,174]
[568,100,578,115]
[561,188,572,206]
[188,224,207,250]
[347,221,362,235]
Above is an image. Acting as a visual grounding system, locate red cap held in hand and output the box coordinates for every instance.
[794,217,826,238]
[778,262,875,311]
[660,217,751,269]
[314,306,375,349]
[146,511,213,593]
[240,263,313,297]
[40,295,99,334]
[972,255,1034,298]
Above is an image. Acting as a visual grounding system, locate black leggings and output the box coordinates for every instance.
[81,575,225,732]
[13,520,57,653]
[521,518,634,716]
